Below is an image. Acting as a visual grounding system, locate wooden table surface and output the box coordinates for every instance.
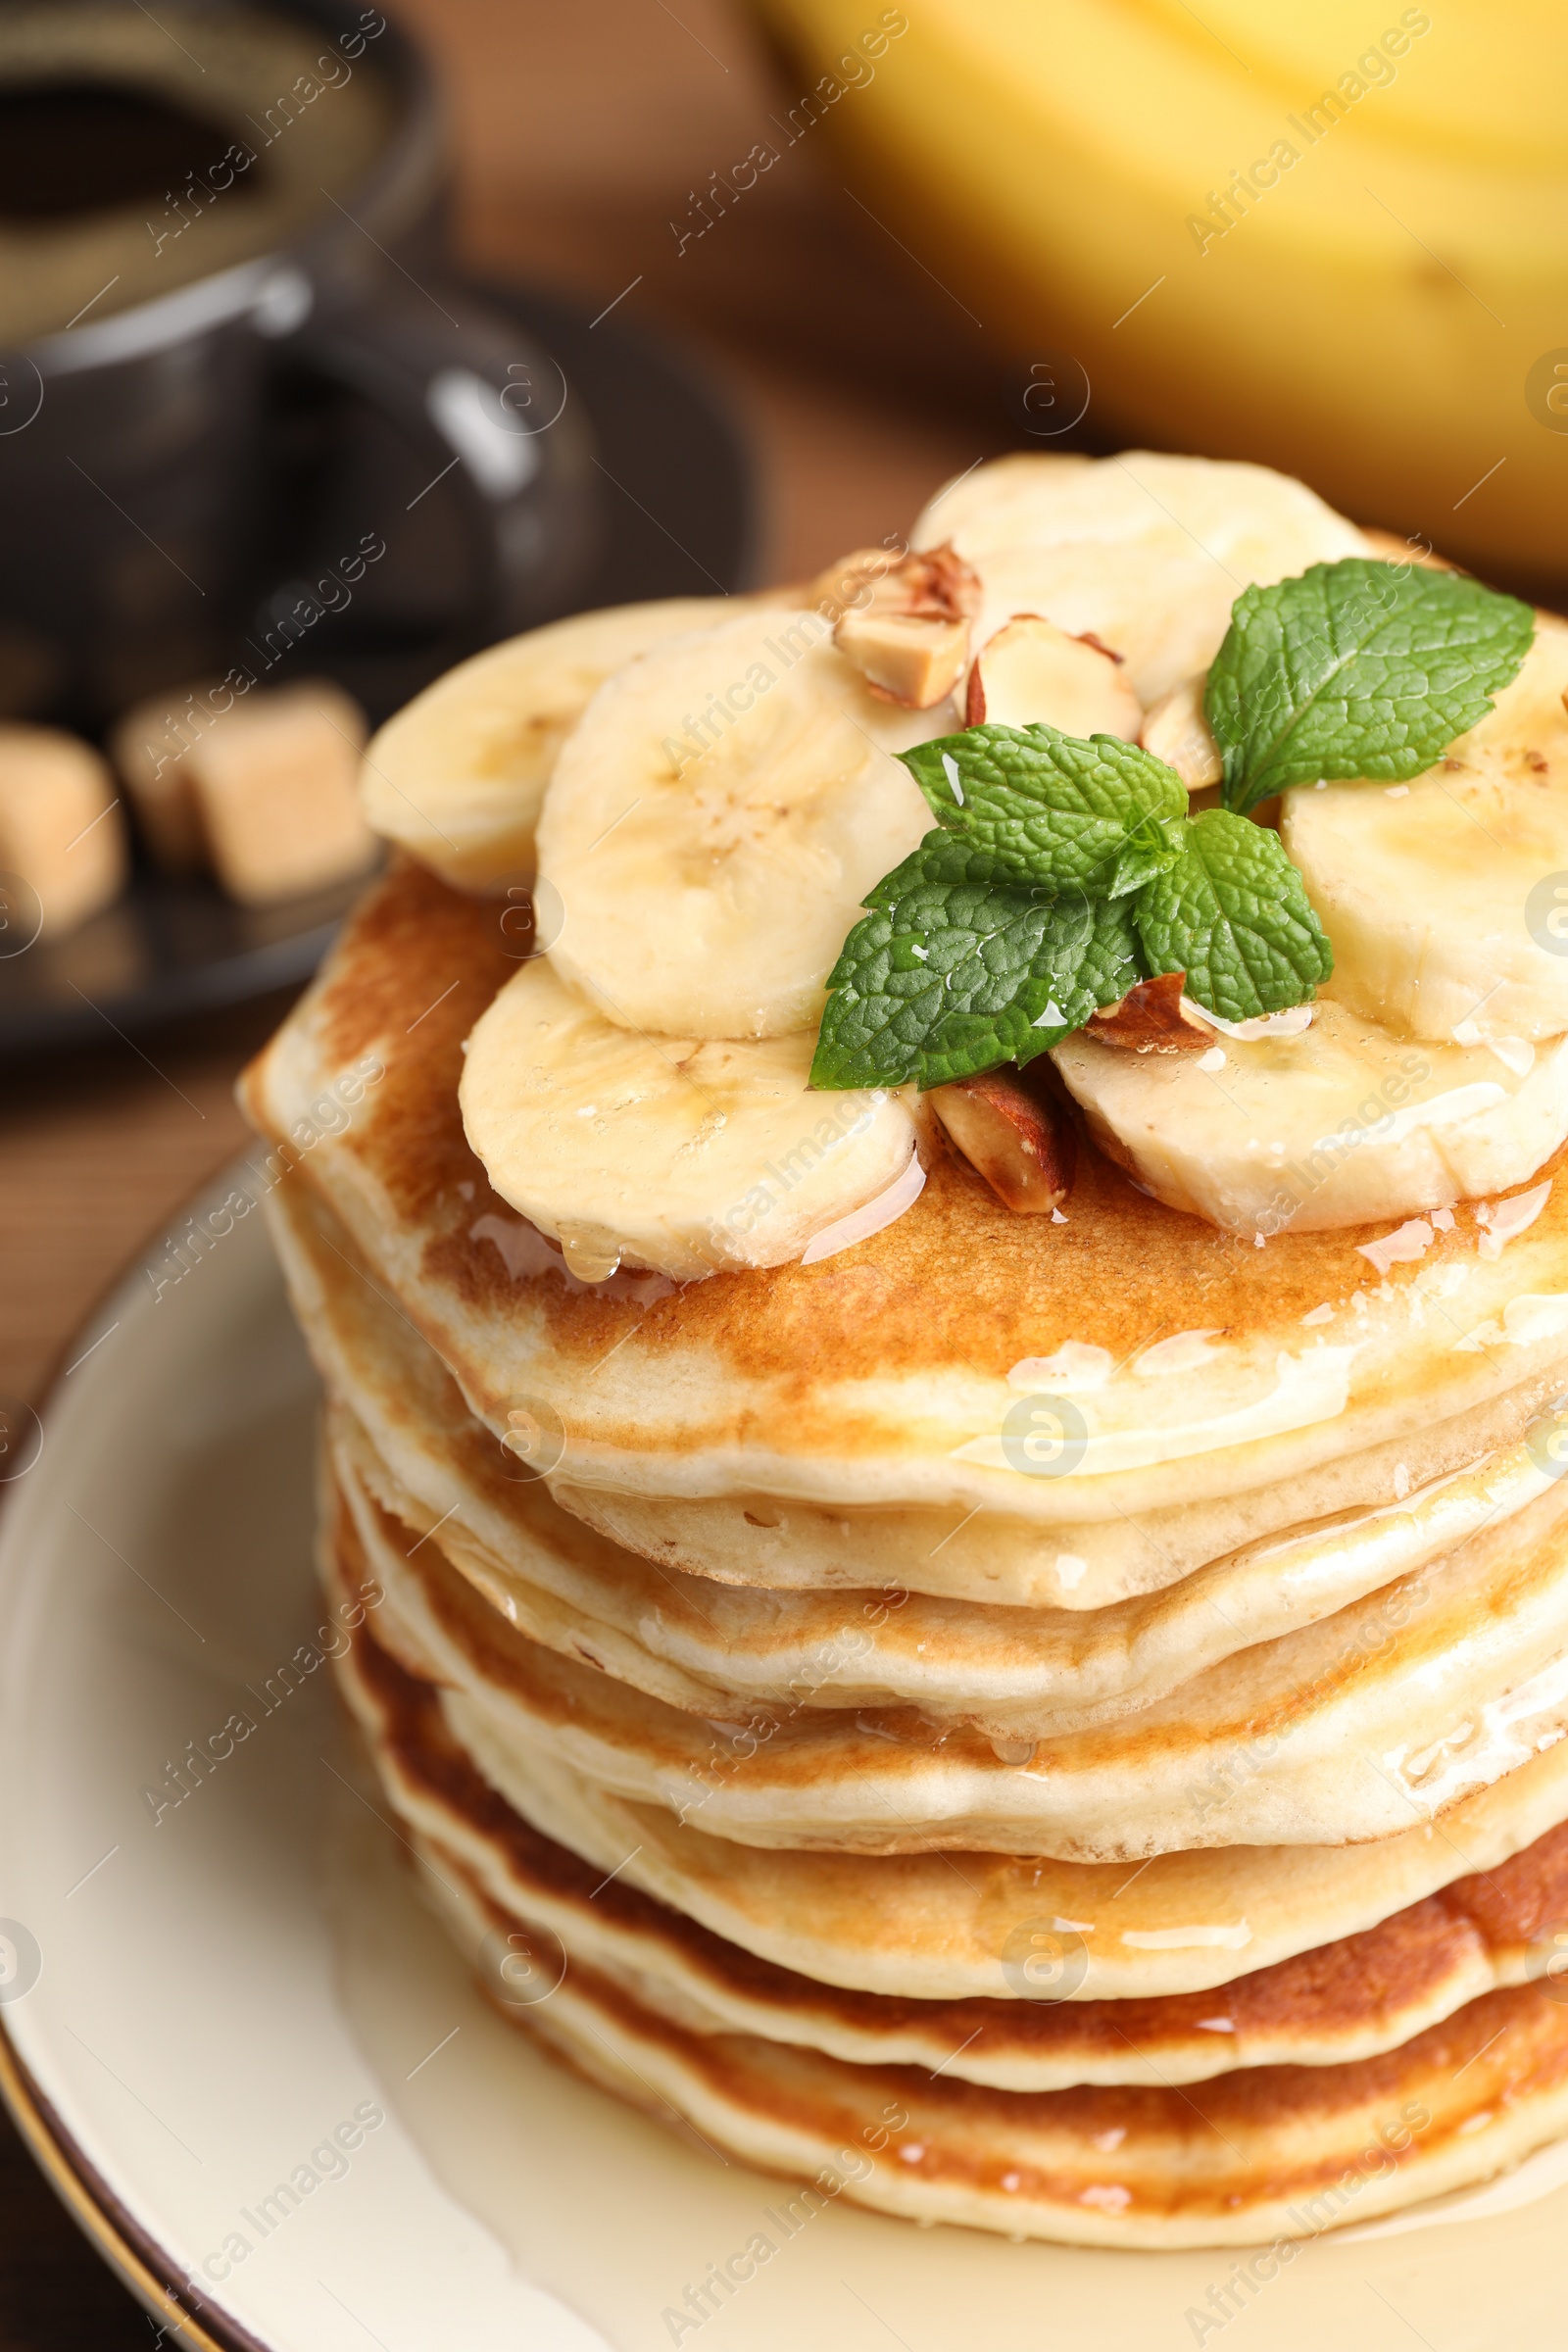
[0,0,1001,2338]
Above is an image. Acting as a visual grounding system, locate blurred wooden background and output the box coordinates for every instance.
[0,0,1008,1412]
[0,0,1006,2340]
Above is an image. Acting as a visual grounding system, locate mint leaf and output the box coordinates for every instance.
[1135,809,1333,1022]
[810,834,1144,1090]
[900,724,1187,899]
[1077,891,1146,1011]
[1208,560,1534,815]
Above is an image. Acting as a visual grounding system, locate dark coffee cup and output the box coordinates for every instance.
[0,0,601,731]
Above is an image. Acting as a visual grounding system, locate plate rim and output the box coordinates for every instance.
[0,1152,292,2349]
[0,2020,255,2352]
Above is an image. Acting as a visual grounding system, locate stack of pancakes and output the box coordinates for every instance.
[243,859,1568,2248]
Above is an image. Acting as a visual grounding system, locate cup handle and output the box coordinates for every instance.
[275,279,602,651]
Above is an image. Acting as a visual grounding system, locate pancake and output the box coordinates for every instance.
[337,1443,1568,1860]
[320,1454,1568,2002]
[255,1017,1568,1620]
[239,861,1568,1534]
[550,1367,1568,1607]
[333,1602,1568,2249]
[335,1582,1568,2092]
[441,1723,1568,2007]
[273,1167,1568,1740]
[498,1943,1568,2250]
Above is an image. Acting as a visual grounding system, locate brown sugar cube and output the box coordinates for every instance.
[0,724,127,938]
[186,680,375,905]
[109,682,224,873]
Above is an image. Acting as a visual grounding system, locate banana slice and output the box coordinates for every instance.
[911,452,1094,549]
[1282,614,1568,1044]
[359,598,739,892]
[916,450,1367,574]
[914,452,1368,705]
[537,608,945,1040]
[1052,995,1568,1236]
[1140,674,1222,789]
[459,956,919,1280]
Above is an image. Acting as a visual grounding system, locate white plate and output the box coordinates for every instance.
[3,1160,1568,2351]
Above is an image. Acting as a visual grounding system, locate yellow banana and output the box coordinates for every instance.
[753,0,1568,582]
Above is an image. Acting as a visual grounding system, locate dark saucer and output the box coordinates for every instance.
[0,279,758,1055]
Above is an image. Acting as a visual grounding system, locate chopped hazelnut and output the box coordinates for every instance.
[832,542,981,709]
[966,615,1142,739]
[928,1064,1075,1211]
[838,609,970,709]
[1087,971,1211,1052]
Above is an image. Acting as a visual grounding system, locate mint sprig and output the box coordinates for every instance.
[811,837,1141,1090]
[810,721,1332,1092]
[811,554,1534,1094]
[1135,810,1332,1021]
[1208,560,1533,816]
